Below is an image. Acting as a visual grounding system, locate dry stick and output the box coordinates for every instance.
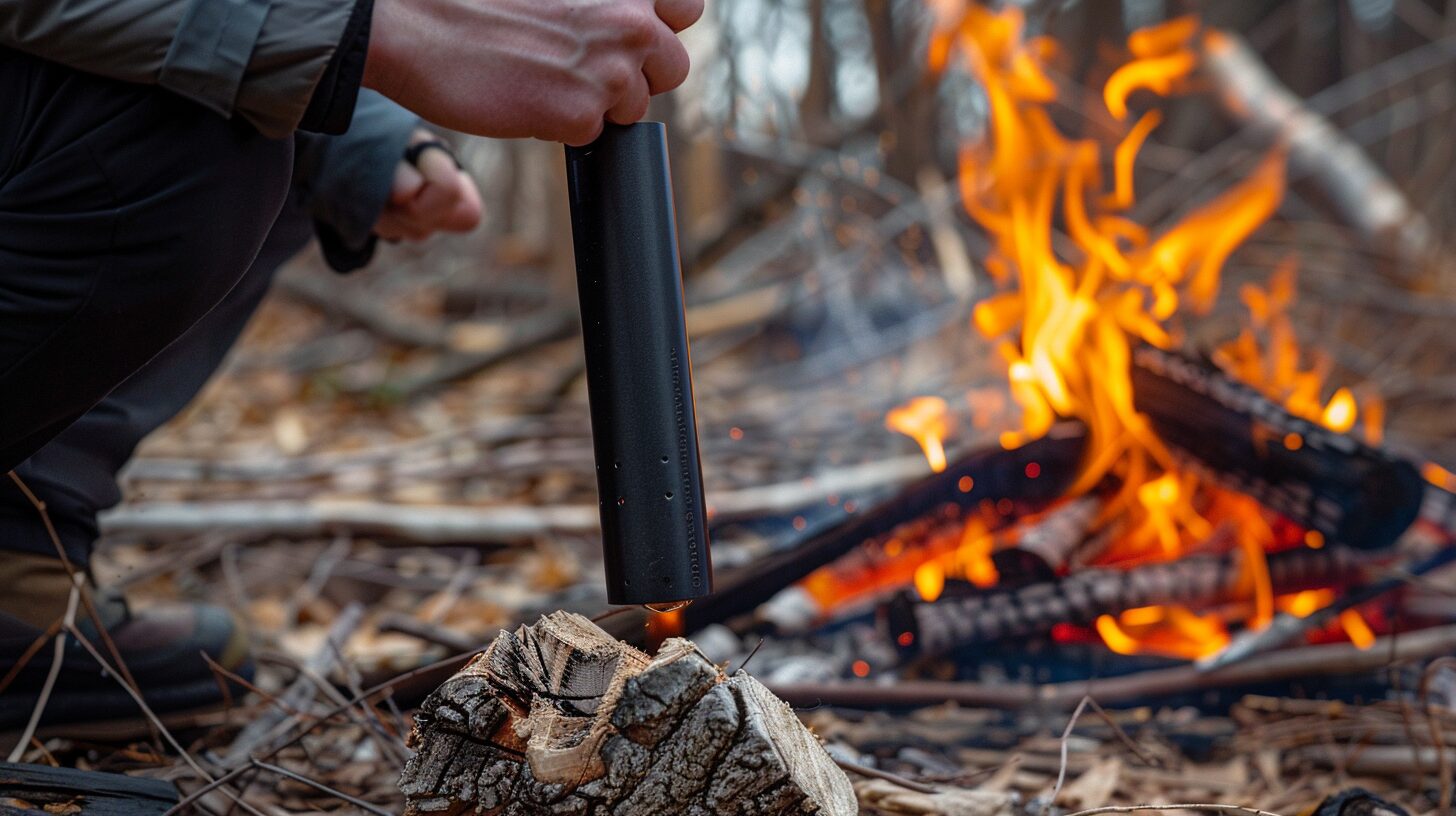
[832,757,938,795]
[155,654,483,814]
[7,471,159,749]
[771,623,1456,710]
[0,619,63,697]
[63,625,268,816]
[200,653,305,719]
[1046,696,1092,816]
[220,603,365,768]
[1063,806,1285,816]
[1201,29,1445,272]
[375,613,478,653]
[6,582,79,763]
[248,760,393,816]
[315,641,412,764]
[163,766,253,816]
[102,500,599,543]
[102,455,933,542]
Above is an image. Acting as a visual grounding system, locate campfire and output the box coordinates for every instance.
[20,1,1456,814]
[717,7,1455,683]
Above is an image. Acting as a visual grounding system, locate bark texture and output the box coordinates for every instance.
[399,612,855,816]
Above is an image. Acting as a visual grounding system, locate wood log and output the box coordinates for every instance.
[1202,29,1442,273]
[399,612,856,816]
[0,762,178,816]
[659,426,1088,639]
[770,622,1456,711]
[887,542,1373,661]
[1129,344,1423,549]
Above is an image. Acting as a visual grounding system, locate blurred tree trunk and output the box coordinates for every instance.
[800,0,837,142]
[863,0,938,184]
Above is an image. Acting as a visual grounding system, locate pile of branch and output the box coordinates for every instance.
[399,612,856,816]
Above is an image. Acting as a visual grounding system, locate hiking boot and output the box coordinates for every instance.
[0,552,253,732]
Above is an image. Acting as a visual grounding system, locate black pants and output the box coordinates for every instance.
[0,50,305,563]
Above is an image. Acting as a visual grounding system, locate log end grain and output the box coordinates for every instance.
[400,612,856,816]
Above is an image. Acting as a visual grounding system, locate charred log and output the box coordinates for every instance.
[599,427,1088,646]
[887,544,1372,661]
[1129,345,1423,549]
[399,612,856,816]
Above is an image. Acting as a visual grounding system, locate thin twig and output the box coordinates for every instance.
[734,638,767,676]
[248,759,393,816]
[833,757,938,795]
[1063,805,1286,816]
[9,470,163,752]
[1047,695,1092,815]
[61,625,273,816]
[6,581,78,762]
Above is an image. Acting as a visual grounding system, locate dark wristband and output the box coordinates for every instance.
[404,140,463,170]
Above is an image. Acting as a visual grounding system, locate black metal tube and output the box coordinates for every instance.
[565,122,713,606]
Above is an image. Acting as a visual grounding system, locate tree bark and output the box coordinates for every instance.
[399,612,856,816]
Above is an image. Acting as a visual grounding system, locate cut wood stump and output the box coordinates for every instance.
[399,612,856,816]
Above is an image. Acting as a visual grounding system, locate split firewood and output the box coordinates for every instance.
[399,611,856,816]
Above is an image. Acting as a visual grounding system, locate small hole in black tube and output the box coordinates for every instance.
[661,455,669,463]
[664,492,674,500]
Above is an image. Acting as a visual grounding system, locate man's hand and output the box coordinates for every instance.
[375,130,484,242]
[363,0,704,145]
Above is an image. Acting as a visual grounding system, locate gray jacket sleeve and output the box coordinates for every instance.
[0,0,365,138]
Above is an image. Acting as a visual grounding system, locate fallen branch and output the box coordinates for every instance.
[358,308,579,398]
[102,454,957,543]
[100,501,600,543]
[1202,29,1441,272]
[769,623,1456,711]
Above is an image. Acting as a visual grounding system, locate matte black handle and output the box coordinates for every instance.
[565,122,713,606]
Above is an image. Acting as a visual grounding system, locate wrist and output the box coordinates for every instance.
[363,0,407,99]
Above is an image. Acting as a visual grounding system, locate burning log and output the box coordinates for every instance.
[1129,345,1423,549]
[886,543,1371,661]
[771,623,1456,711]
[601,427,1087,645]
[399,612,856,816]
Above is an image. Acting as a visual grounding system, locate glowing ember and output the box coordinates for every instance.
[914,561,946,602]
[1276,588,1335,618]
[1337,609,1376,650]
[886,396,951,472]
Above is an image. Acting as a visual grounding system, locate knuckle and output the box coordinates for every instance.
[612,3,657,46]
[603,64,631,95]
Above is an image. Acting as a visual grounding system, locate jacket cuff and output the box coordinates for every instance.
[299,0,375,135]
[159,0,272,119]
[315,224,380,273]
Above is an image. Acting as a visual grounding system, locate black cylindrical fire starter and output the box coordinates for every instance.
[564,122,713,608]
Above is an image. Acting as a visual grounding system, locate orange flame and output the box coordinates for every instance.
[859,5,1380,660]
[887,396,951,473]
